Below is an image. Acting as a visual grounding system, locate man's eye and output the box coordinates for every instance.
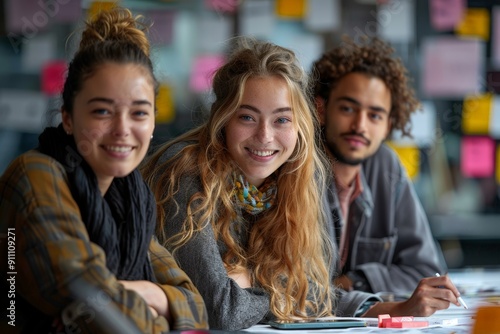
[339,105,353,112]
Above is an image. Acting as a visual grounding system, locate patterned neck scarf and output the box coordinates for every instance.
[233,173,277,215]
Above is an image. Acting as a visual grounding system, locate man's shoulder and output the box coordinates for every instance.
[363,143,402,171]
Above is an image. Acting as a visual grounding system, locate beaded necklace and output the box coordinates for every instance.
[233,173,277,215]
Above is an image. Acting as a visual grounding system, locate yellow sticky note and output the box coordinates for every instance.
[455,8,490,40]
[387,142,420,180]
[88,1,118,20]
[462,93,492,134]
[276,0,305,18]
[156,83,174,124]
[496,146,500,184]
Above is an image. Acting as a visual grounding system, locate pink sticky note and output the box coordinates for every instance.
[41,60,66,96]
[146,10,175,45]
[422,37,483,98]
[461,136,495,177]
[189,55,225,93]
[205,0,239,13]
[429,0,466,31]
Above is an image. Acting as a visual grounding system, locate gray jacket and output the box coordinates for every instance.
[325,144,445,294]
[158,142,380,330]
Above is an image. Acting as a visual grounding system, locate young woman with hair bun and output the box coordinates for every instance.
[0,7,207,333]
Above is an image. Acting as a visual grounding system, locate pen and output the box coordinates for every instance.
[435,273,468,309]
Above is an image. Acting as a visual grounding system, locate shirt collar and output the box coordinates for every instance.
[335,171,364,204]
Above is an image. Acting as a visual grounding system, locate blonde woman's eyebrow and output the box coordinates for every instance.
[239,104,292,114]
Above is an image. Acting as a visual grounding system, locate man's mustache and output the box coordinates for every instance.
[340,131,371,145]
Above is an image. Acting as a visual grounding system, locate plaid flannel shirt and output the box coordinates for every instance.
[0,150,208,333]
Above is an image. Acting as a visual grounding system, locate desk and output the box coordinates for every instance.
[243,309,475,333]
[243,322,472,333]
[242,269,500,334]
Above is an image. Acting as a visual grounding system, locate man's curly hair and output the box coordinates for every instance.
[311,36,420,137]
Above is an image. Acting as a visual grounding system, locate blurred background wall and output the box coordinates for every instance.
[0,0,499,269]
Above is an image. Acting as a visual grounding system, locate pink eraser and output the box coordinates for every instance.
[381,318,393,328]
[391,316,414,322]
[387,321,429,328]
[378,314,391,327]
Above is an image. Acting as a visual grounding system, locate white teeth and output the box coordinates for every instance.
[106,146,132,153]
[250,149,274,157]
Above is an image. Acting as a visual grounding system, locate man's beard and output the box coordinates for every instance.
[324,132,371,166]
[327,141,365,166]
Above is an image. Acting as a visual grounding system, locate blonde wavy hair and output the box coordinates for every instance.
[142,39,334,320]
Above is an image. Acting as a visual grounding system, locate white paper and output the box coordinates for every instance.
[0,90,48,133]
[281,33,324,73]
[21,33,56,72]
[392,101,437,147]
[377,0,415,42]
[197,13,231,53]
[491,96,500,138]
[305,0,341,32]
[239,0,275,37]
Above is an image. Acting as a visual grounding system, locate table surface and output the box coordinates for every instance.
[241,268,500,333]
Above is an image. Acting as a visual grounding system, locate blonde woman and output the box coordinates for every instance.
[143,39,342,330]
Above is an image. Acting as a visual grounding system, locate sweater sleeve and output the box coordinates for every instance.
[158,158,270,330]
[149,237,209,329]
[0,152,175,333]
[334,289,382,317]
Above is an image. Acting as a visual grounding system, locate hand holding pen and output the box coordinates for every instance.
[364,273,469,318]
[435,273,468,309]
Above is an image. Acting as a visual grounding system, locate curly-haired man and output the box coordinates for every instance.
[312,37,445,296]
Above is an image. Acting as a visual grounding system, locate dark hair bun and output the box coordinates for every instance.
[80,7,151,57]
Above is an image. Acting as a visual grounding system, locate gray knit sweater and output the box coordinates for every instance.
[157,142,380,330]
